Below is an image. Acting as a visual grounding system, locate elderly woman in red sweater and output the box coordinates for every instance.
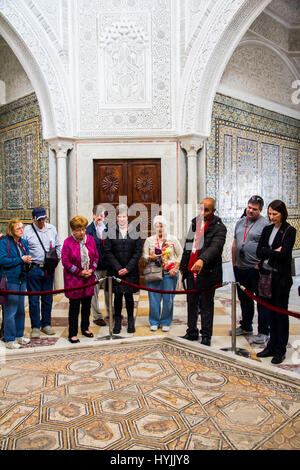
[61,216,99,343]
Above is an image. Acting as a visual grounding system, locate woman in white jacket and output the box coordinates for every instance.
[143,216,183,332]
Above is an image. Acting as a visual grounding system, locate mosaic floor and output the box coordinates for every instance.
[0,282,299,450]
[0,338,299,450]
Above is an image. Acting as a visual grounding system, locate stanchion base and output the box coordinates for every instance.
[96,335,125,341]
[221,347,251,358]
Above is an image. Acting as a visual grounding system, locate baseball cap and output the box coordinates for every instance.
[32,207,47,220]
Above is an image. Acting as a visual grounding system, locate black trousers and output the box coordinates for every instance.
[68,296,92,338]
[267,272,290,356]
[114,293,134,318]
[186,273,215,339]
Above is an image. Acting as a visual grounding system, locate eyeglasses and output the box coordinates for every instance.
[249,196,263,204]
[73,228,86,233]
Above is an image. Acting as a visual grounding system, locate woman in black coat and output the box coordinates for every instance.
[104,205,142,334]
[256,200,296,364]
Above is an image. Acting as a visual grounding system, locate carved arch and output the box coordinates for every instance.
[179,0,272,137]
[0,1,72,139]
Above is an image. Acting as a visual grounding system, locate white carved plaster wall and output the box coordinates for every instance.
[74,0,178,137]
[249,11,289,50]
[219,40,300,118]
[0,0,72,138]
[179,0,272,137]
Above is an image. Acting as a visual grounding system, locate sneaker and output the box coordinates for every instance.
[229,326,253,336]
[150,325,158,331]
[41,326,55,335]
[30,328,40,339]
[16,337,31,345]
[251,334,268,344]
[162,326,170,332]
[6,341,21,349]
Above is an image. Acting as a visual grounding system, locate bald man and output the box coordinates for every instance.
[179,198,227,345]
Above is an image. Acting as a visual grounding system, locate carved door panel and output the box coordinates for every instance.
[94,159,161,283]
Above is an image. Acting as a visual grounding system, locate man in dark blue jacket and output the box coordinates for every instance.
[86,205,109,326]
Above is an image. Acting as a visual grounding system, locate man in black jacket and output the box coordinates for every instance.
[180,198,227,345]
[86,204,108,326]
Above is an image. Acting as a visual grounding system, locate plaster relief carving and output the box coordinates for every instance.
[98,13,151,107]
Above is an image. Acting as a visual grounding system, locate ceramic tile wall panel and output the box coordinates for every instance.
[207,94,300,261]
[0,93,49,234]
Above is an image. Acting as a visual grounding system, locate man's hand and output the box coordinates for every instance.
[191,259,204,273]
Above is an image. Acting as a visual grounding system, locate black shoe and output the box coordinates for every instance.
[127,317,135,333]
[180,334,199,341]
[82,331,94,338]
[201,337,211,346]
[113,317,122,334]
[256,348,273,358]
[69,337,80,344]
[271,355,286,364]
[93,318,107,326]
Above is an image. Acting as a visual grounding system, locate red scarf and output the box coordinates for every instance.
[187,216,212,274]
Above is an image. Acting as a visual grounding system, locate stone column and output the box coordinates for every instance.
[180,135,204,207]
[48,139,74,287]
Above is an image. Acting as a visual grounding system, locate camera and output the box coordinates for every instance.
[155,257,162,267]
[21,263,33,274]
[155,247,162,255]
[239,247,245,260]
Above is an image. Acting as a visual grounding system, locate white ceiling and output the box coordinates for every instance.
[266,0,300,28]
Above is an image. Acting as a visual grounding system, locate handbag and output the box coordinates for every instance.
[0,274,8,305]
[143,262,163,282]
[32,224,59,273]
[258,271,272,299]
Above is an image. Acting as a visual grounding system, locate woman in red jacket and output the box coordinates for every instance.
[61,216,99,343]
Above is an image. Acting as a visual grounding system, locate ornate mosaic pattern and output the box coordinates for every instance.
[207,94,300,260]
[0,93,49,233]
[0,339,299,450]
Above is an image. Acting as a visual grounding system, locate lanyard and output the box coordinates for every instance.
[156,236,165,249]
[243,218,255,244]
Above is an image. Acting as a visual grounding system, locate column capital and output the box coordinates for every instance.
[179,134,205,156]
[47,138,74,157]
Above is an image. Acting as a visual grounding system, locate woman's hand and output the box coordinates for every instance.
[22,255,32,264]
[118,268,129,276]
[169,268,178,277]
[149,253,161,262]
[81,269,92,278]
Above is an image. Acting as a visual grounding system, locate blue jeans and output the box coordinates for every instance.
[234,266,269,334]
[147,273,178,327]
[27,266,54,329]
[3,281,26,342]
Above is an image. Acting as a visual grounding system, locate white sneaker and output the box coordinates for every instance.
[162,326,170,332]
[6,341,21,349]
[251,333,268,344]
[16,337,31,345]
[150,325,158,331]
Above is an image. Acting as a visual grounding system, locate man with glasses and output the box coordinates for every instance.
[86,204,109,326]
[23,207,61,339]
[231,196,269,343]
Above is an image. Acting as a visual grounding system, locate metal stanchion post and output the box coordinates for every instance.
[221,281,250,358]
[96,277,124,341]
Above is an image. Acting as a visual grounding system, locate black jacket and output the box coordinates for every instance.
[104,224,142,293]
[180,215,227,288]
[256,221,296,291]
[86,221,108,271]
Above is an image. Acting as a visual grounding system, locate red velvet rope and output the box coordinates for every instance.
[114,277,225,294]
[0,279,99,296]
[240,286,300,320]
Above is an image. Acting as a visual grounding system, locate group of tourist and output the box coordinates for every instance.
[0,196,296,365]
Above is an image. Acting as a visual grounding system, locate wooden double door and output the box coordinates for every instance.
[93,158,161,252]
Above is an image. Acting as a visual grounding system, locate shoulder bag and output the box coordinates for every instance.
[32,224,59,273]
[143,262,163,282]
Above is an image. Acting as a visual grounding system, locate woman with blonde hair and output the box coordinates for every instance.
[61,216,99,343]
[143,215,183,332]
[0,219,32,348]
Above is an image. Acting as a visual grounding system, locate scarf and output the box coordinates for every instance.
[187,216,212,275]
[72,234,90,270]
